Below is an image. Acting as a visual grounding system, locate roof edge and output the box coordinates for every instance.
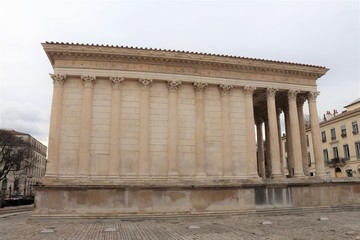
[42,41,329,70]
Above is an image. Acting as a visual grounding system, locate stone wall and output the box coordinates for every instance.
[33,181,360,218]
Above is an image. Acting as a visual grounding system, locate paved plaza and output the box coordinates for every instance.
[1,209,360,239]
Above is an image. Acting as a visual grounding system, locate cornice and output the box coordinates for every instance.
[42,42,329,80]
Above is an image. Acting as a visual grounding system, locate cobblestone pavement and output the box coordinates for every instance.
[1,210,360,240]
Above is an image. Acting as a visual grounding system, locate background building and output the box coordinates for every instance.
[0,129,47,198]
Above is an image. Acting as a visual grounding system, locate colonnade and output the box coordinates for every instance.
[255,89,325,178]
[46,74,325,180]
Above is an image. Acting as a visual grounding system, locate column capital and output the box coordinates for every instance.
[139,78,153,87]
[167,80,181,92]
[50,74,67,86]
[219,84,233,95]
[307,91,320,102]
[255,118,264,125]
[243,86,256,96]
[81,75,96,88]
[297,96,307,106]
[110,76,124,89]
[288,89,300,101]
[194,82,208,93]
[266,88,279,97]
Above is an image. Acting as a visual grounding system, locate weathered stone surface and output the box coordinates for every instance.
[38,42,330,217]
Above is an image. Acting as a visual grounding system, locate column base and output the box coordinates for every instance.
[196,172,207,178]
[167,172,179,178]
[271,174,284,179]
[293,173,307,178]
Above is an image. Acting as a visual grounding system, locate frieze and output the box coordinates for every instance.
[51,54,323,82]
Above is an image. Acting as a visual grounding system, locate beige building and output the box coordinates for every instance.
[0,129,47,198]
[302,99,360,177]
[33,42,360,218]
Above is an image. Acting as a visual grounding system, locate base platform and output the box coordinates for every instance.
[32,178,360,218]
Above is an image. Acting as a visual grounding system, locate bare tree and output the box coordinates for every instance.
[304,114,311,128]
[0,130,32,182]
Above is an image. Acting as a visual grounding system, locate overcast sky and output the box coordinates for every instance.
[0,0,359,146]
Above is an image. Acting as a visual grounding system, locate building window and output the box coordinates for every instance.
[333,146,339,159]
[335,167,342,178]
[323,149,329,162]
[343,144,350,160]
[355,142,360,159]
[306,135,309,147]
[307,152,311,166]
[331,128,336,141]
[346,169,353,177]
[341,125,347,138]
[321,131,326,142]
[353,121,359,135]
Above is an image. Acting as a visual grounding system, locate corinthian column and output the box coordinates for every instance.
[297,96,309,176]
[256,119,265,178]
[219,84,233,176]
[138,78,152,177]
[108,77,124,177]
[277,109,284,175]
[288,90,304,177]
[266,88,282,178]
[46,74,66,178]
[78,75,96,177]
[167,80,181,177]
[244,86,258,178]
[308,92,325,176]
[284,105,294,176]
[194,82,208,177]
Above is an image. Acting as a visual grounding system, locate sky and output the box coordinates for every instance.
[0,0,359,146]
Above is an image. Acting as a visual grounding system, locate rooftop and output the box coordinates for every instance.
[44,41,327,69]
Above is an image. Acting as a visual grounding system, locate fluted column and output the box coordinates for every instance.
[277,109,285,175]
[138,78,152,177]
[167,80,181,177]
[244,86,258,178]
[256,119,265,178]
[297,96,309,176]
[220,84,233,176]
[46,74,66,178]
[308,91,325,176]
[264,119,271,177]
[288,90,304,177]
[284,106,293,176]
[78,75,96,177]
[108,77,124,177]
[266,88,282,178]
[194,82,208,177]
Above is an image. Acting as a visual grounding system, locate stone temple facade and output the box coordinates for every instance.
[33,42,360,218]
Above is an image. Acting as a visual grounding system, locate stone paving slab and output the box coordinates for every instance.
[1,210,360,239]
